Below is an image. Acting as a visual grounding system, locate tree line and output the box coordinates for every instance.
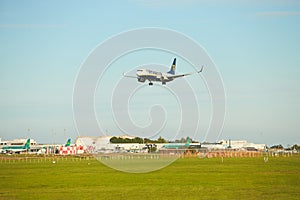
[270,144,300,150]
[109,136,198,144]
[109,136,168,144]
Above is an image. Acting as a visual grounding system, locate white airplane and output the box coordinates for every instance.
[123,58,203,86]
[1,138,31,154]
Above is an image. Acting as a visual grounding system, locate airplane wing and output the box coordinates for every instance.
[123,72,137,78]
[168,66,203,79]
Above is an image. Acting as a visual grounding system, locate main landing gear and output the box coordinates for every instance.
[148,82,166,86]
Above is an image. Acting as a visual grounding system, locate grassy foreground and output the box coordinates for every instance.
[0,155,299,199]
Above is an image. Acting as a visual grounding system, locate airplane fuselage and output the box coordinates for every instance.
[162,143,190,149]
[136,69,173,84]
[2,146,29,153]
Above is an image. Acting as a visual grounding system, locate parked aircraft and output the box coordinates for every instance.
[162,139,191,149]
[1,138,31,154]
[123,58,203,85]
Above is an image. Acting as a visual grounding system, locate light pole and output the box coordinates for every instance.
[51,129,56,154]
[64,128,66,141]
[27,128,30,139]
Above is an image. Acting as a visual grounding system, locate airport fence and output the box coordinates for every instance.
[0,150,297,164]
[187,149,296,158]
[0,155,95,164]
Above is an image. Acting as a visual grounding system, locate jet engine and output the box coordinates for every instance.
[138,77,146,82]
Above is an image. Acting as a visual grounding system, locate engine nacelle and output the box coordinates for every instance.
[138,77,146,82]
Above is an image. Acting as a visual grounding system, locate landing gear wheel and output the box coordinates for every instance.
[149,82,153,86]
[162,82,166,85]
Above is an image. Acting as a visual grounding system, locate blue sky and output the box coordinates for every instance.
[0,0,299,146]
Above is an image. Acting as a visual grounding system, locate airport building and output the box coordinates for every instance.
[201,140,266,150]
[0,138,36,146]
[75,136,147,153]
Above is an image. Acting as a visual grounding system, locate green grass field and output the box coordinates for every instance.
[0,155,299,199]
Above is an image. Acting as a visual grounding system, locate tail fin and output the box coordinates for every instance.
[167,58,176,75]
[24,139,30,149]
[185,138,191,147]
[65,139,71,147]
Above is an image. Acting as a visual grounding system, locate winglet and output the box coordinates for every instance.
[198,65,204,73]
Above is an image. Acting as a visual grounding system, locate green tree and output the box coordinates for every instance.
[157,136,167,143]
[291,144,300,150]
[270,144,284,149]
[110,136,118,143]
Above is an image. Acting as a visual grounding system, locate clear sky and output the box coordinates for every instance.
[0,0,299,146]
